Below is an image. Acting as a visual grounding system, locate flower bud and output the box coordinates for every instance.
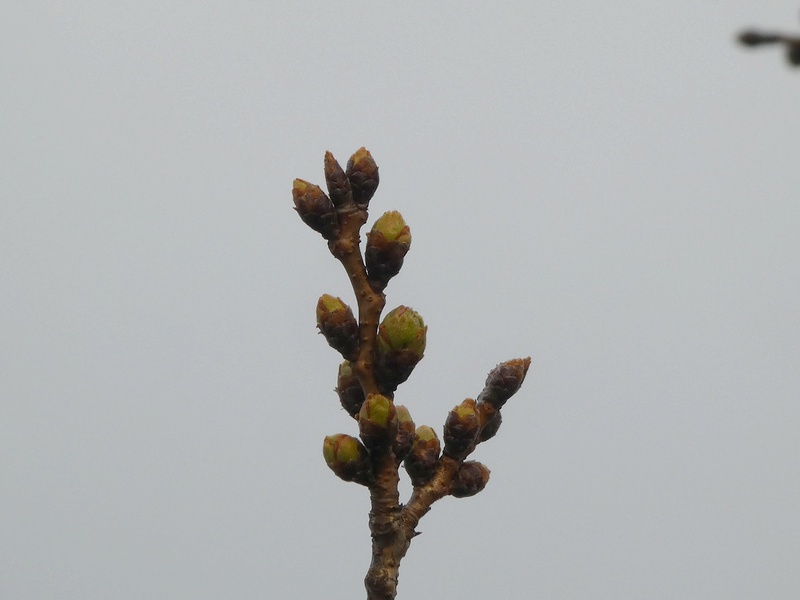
[450,461,490,498]
[443,398,480,459]
[316,294,359,359]
[477,357,531,409]
[403,426,441,487]
[336,361,364,418]
[292,179,339,240]
[322,434,371,484]
[365,211,412,291]
[392,405,416,461]
[358,393,398,451]
[477,409,502,442]
[375,306,427,393]
[345,147,379,208]
[324,151,353,208]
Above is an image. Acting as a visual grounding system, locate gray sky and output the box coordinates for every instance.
[2,2,799,599]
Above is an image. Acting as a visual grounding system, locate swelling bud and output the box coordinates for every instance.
[392,405,416,461]
[450,461,490,498]
[346,147,379,208]
[323,434,371,484]
[358,394,398,451]
[292,179,339,240]
[316,294,359,359]
[403,426,441,487]
[477,357,531,409]
[365,211,412,291]
[323,151,353,208]
[443,398,480,459]
[336,361,364,418]
[375,306,427,393]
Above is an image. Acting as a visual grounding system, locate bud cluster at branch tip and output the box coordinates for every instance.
[316,294,359,359]
[403,425,441,487]
[375,306,427,394]
[292,179,339,240]
[365,211,412,291]
[322,433,371,485]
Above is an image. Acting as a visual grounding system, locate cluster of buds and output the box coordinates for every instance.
[292,147,531,598]
[293,148,379,245]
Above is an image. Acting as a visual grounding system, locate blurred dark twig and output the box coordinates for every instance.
[737,12,800,67]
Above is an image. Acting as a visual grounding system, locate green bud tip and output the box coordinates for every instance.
[316,294,349,321]
[323,434,361,466]
[454,398,478,420]
[371,211,411,246]
[292,178,319,197]
[359,394,395,428]
[414,425,439,446]
[316,294,358,358]
[395,405,413,427]
[377,306,427,355]
[338,360,353,377]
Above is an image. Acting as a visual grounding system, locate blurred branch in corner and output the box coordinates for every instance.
[737,10,800,67]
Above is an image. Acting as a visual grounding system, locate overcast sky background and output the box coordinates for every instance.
[2,2,799,599]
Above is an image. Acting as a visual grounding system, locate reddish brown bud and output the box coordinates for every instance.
[346,147,379,208]
[478,409,502,442]
[324,151,353,208]
[403,426,441,487]
[316,294,359,359]
[392,405,416,461]
[450,461,490,498]
[336,361,364,418]
[443,398,480,459]
[477,357,531,409]
[292,179,339,240]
